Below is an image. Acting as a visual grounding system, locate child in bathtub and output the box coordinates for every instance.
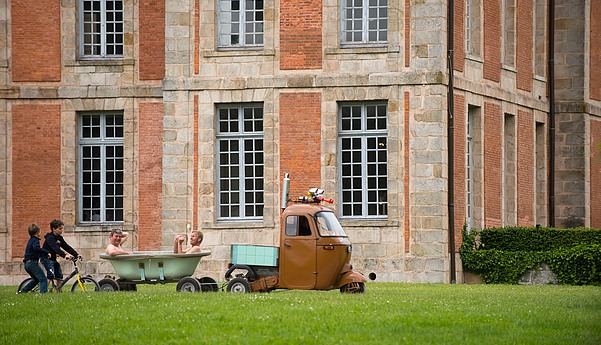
[173,231,203,254]
[106,229,131,256]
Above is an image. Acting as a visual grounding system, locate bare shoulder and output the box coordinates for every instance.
[186,246,201,254]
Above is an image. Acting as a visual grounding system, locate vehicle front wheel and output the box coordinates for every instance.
[340,282,365,293]
[98,278,120,292]
[71,276,100,293]
[176,277,201,292]
[226,277,251,293]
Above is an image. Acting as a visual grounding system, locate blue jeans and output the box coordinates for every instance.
[22,261,48,293]
[40,257,63,280]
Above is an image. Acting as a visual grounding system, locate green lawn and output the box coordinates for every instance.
[1,283,599,344]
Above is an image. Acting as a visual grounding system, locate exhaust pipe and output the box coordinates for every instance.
[281,173,290,210]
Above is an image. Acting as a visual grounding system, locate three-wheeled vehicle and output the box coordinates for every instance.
[225,174,366,293]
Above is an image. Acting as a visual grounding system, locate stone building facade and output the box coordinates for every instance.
[0,0,599,285]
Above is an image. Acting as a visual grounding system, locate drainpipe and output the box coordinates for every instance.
[548,0,555,227]
[447,0,456,284]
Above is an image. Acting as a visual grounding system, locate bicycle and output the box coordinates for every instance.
[17,257,100,293]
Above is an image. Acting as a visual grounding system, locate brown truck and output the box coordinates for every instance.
[224,175,366,293]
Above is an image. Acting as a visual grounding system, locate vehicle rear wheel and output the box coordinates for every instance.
[17,277,39,293]
[226,277,251,293]
[340,282,366,293]
[176,277,201,292]
[71,276,100,293]
[197,277,219,292]
[98,278,120,292]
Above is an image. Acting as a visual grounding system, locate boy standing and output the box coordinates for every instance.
[19,224,50,293]
[41,219,80,289]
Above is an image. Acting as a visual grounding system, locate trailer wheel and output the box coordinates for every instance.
[177,277,201,292]
[226,277,251,293]
[197,277,219,292]
[340,282,365,294]
[98,278,120,292]
[117,280,137,291]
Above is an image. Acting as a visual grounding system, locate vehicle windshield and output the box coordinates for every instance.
[315,212,347,237]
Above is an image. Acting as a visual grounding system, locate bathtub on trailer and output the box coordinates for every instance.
[99,251,217,292]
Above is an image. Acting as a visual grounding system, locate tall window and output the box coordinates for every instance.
[466,0,481,56]
[80,0,124,57]
[503,0,516,67]
[217,104,264,220]
[534,0,547,77]
[78,113,124,223]
[218,0,264,48]
[341,0,388,45]
[466,110,474,231]
[503,114,516,226]
[339,102,388,218]
[467,105,482,230]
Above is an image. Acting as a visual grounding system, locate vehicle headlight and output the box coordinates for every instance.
[347,245,352,253]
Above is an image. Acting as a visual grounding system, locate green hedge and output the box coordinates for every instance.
[460,226,601,285]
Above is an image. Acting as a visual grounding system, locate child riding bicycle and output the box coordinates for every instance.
[19,224,51,293]
[41,219,81,290]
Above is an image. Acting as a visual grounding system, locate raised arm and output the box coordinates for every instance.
[173,235,184,253]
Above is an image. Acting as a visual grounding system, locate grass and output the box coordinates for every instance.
[1,283,600,344]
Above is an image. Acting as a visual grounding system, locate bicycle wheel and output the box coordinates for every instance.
[71,276,100,293]
[17,278,39,293]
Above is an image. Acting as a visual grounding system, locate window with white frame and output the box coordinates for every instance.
[339,102,388,218]
[341,0,388,45]
[466,109,474,232]
[218,0,264,48]
[78,113,124,223]
[217,104,264,220]
[80,0,124,57]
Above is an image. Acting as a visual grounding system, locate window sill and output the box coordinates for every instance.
[204,49,276,58]
[74,222,131,233]
[339,218,394,228]
[65,58,135,67]
[326,45,399,55]
[208,219,275,230]
[465,55,483,64]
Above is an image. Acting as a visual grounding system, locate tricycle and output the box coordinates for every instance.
[99,250,217,292]
[224,174,366,293]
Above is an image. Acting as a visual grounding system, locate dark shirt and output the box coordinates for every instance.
[23,236,49,262]
[42,232,78,261]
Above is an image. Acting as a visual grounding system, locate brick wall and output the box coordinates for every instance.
[139,0,166,81]
[11,0,60,82]
[453,94,465,250]
[280,0,322,70]
[591,120,601,228]
[138,102,163,250]
[483,0,500,82]
[591,4,601,101]
[517,109,534,225]
[11,104,61,258]
[279,92,321,200]
[516,0,533,92]
[484,102,502,227]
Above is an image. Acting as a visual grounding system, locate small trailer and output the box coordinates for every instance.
[224,175,366,293]
[99,250,218,292]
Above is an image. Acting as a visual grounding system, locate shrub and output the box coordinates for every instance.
[460,226,601,285]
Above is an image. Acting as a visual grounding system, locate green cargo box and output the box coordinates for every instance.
[231,244,279,267]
